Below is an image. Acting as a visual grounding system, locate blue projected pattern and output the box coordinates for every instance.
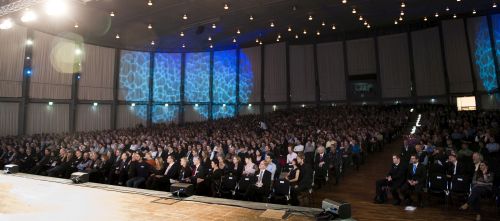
[130,105,148,121]
[474,18,498,92]
[194,105,209,120]
[185,52,210,102]
[154,53,181,102]
[213,50,237,104]
[152,105,179,123]
[119,51,150,102]
[239,52,254,104]
[212,105,235,120]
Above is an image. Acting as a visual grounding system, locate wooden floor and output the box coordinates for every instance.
[311,138,499,221]
[0,175,317,221]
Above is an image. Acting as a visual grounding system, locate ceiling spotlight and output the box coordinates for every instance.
[308,15,313,21]
[364,20,368,25]
[233,38,237,43]
[342,0,347,4]
[352,8,356,14]
[424,17,428,21]
[237,29,241,34]
[75,48,82,55]
[74,23,79,28]
[295,34,299,39]
[256,38,259,43]
[131,103,136,107]
[148,0,152,6]
[473,9,477,14]
[151,40,155,45]
[148,24,152,29]
[21,9,37,22]
[453,14,457,18]
[446,7,450,11]
[182,14,188,20]
[44,0,68,17]
[394,20,398,25]
[180,31,184,37]
[164,103,169,107]
[401,2,406,8]
[303,29,307,34]
[288,26,292,32]
[276,38,280,42]
[316,31,320,35]
[367,24,371,28]
[399,16,403,21]
[182,43,186,48]
[208,36,212,41]
[494,2,498,8]
[270,22,275,27]
[332,24,336,30]
[359,16,363,21]
[457,0,460,2]
[209,44,213,48]
[292,5,297,11]
[0,19,13,30]
[224,3,229,10]
[115,34,120,39]
[435,12,439,17]
[93,102,98,106]
[212,23,216,29]
[322,21,326,26]
[400,11,404,16]
[278,34,281,38]
[249,15,254,21]
[259,41,263,45]
[110,11,115,17]
[26,39,33,45]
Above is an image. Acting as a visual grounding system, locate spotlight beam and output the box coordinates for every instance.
[0,0,92,17]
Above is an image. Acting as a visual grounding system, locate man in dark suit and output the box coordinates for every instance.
[400,139,416,164]
[374,154,406,205]
[314,146,330,188]
[290,153,313,206]
[400,154,426,207]
[245,160,272,201]
[446,153,472,180]
[190,156,206,195]
[150,155,179,191]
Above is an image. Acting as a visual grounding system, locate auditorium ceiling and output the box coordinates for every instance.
[0,0,498,52]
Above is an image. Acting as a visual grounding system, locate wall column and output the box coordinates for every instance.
[18,29,34,135]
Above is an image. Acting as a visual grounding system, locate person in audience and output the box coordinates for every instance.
[285,159,300,187]
[401,139,416,164]
[145,157,165,189]
[374,154,406,205]
[242,156,256,177]
[207,159,223,197]
[446,153,471,181]
[265,154,277,180]
[189,156,206,195]
[246,160,272,202]
[126,152,152,188]
[460,161,494,221]
[286,145,297,166]
[291,153,313,206]
[231,156,244,180]
[400,154,426,207]
[314,146,329,188]
[327,144,343,185]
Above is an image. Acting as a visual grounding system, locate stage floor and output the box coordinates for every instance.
[0,174,320,221]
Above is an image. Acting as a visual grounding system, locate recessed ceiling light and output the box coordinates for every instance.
[472,9,477,14]
[456,0,460,2]
[332,24,336,30]
[249,15,254,21]
[400,11,404,16]
[182,14,188,20]
[110,11,115,17]
[292,5,297,11]
[394,20,398,24]
[424,17,428,21]
[295,34,299,39]
[435,12,439,17]
[259,41,263,45]
[180,31,184,37]
[74,23,79,28]
[209,44,213,48]
[278,34,281,39]
[367,24,371,28]
[352,8,356,14]
[224,3,229,10]
[303,29,307,34]
[359,16,363,21]
[399,16,403,21]
[115,34,120,39]
[237,29,241,34]
[148,24,152,29]
[148,0,152,6]
[182,43,186,48]
[342,0,347,4]
[212,23,216,29]
[288,26,292,32]
[316,31,320,35]
[270,22,275,27]
[321,21,326,26]
[276,38,280,42]
[164,103,169,107]
[445,6,450,11]
[401,2,406,8]
[151,40,155,45]
[208,36,212,41]
[308,15,313,21]
[21,9,37,23]
[453,14,457,18]
[44,0,68,17]
[26,39,33,45]
[233,38,236,43]
[255,38,259,43]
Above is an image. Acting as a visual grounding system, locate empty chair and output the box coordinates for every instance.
[271,179,291,204]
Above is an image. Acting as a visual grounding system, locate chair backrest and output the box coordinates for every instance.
[222,175,237,190]
[428,173,447,191]
[450,175,471,193]
[238,176,252,192]
[274,179,290,196]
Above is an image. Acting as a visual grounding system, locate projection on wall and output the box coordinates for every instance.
[119,49,254,122]
[119,51,150,119]
[474,18,498,94]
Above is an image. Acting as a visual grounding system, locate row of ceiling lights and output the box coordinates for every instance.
[396,1,496,24]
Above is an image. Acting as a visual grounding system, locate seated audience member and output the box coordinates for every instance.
[188,157,206,194]
[207,159,223,197]
[327,144,343,185]
[485,137,499,153]
[414,144,428,166]
[472,152,483,173]
[47,150,76,178]
[231,156,244,180]
[428,147,447,175]
[314,146,329,188]
[126,152,152,188]
[29,149,51,175]
[265,154,277,180]
[400,139,416,164]
[242,156,256,177]
[291,153,313,206]
[149,155,178,191]
[400,154,426,207]
[246,160,272,202]
[177,157,192,182]
[374,154,406,205]
[446,153,472,181]
[286,145,297,167]
[145,157,165,189]
[460,161,494,221]
[76,152,92,172]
